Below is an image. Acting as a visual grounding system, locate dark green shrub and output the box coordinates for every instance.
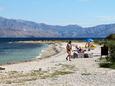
[99,62,115,69]
[99,62,112,68]
[105,40,115,62]
[99,40,115,69]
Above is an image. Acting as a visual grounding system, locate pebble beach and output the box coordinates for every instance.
[0,42,115,86]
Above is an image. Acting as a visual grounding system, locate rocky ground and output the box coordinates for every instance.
[0,42,115,86]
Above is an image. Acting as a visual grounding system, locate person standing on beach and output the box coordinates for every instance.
[66,41,72,61]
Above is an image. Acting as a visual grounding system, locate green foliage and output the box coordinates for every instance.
[99,62,112,68]
[99,40,115,69]
[94,40,105,45]
[106,34,115,40]
[105,40,115,62]
[99,62,115,69]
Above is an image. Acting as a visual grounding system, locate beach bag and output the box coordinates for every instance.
[84,53,89,58]
[73,52,78,58]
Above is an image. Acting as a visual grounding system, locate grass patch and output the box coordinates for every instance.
[99,62,115,69]
[49,70,73,78]
[8,71,18,74]
[56,63,76,70]
[0,64,75,84]
[99,62,112,68]
[61,64,75,69]
[81,73,91,76]
[99,58,115,69]
[30,70,47,76]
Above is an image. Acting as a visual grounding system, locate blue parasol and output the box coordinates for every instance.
[85,38,94,42]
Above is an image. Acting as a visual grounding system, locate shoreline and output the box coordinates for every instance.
[1,42,115,86]
[0,42,62,66]
[0,41,99,66]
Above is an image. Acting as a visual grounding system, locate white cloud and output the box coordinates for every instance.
[97,16,115,21]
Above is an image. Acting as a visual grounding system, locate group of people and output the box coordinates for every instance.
[75,45,86,53]
[66,41,93,61]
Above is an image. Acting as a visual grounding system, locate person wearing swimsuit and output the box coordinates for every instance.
[66,41,72,61]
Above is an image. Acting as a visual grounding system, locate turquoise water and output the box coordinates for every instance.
[0,42,48,65]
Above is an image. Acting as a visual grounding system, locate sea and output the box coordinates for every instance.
[0,39,49,65]
[0,37,104,65]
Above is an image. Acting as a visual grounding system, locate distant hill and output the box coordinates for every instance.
[0,17,115,38]
[106,34,115,40]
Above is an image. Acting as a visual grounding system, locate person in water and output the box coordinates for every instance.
[66,41,72,61]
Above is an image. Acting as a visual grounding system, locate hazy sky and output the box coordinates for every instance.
[0,0,115,27]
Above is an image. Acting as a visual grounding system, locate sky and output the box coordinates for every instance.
[0,0,115,27]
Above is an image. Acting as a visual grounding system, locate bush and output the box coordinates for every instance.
[99,62,115,69]
[105,40,115,62]
[99,62,112,68]
[99,40,115,69]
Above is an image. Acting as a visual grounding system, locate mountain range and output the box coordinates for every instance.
[0,17,115,38]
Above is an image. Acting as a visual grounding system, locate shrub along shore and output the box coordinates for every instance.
[99,35,115,69]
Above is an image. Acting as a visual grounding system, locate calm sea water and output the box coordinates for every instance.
[0,42,48,65]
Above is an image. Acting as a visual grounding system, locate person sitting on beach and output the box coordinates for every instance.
[73,45,86,58]
[75,45,79,53]
[66,41,72,61]
[85,42,91,51]
[76,46,86,53]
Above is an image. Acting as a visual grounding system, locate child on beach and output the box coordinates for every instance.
[66,41,72,61]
